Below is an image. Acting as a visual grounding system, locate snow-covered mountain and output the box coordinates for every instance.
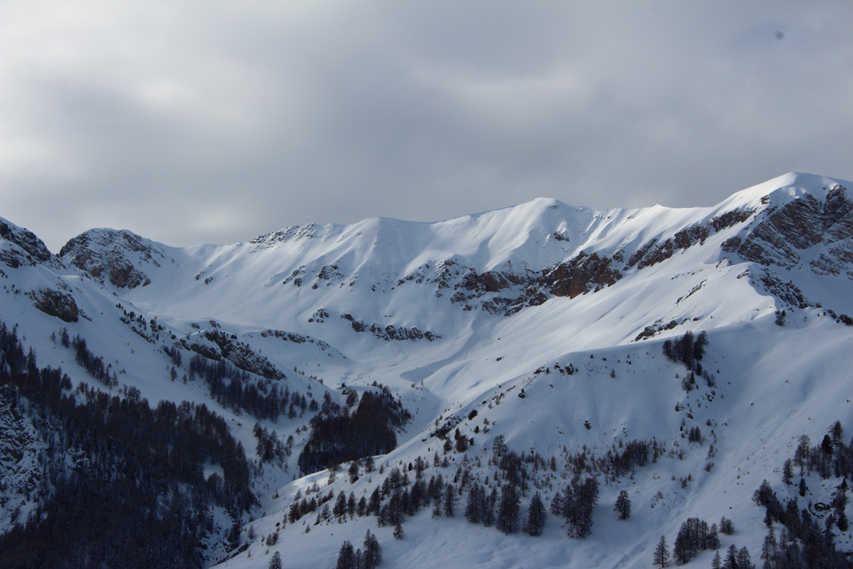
[2,172,853,569]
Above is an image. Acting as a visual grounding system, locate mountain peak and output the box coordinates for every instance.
[59,227,170,289]
[0,216,53,268]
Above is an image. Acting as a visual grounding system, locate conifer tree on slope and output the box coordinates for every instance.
[653,535,669,568]
[525,492,546,537]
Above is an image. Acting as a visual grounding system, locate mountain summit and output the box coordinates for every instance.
[1,173,852,569]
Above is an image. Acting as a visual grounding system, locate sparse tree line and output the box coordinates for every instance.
[749,421,853,569]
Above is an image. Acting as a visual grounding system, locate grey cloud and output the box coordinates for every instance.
[2,1,852,252]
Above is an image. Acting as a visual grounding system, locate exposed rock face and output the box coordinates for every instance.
[0,220,52,269]
[29,288,79,322]
[183,330,287,380]
[545,252,621,298]
[60,229,163,289]
[725,184,853,278]
[627,209,753,271]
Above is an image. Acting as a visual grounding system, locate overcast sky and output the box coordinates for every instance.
[2,1,852,252]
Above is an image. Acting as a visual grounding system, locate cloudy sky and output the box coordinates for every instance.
[2,1,852,252]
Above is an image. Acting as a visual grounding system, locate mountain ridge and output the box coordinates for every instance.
[2,172,853,569]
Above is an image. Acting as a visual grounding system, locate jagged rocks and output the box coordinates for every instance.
[757,271,810,309]
[634,319,680,342]
[628,210,753,271]
[727,185,853,276]
[29,288,79,323]
[545,252,621,298]
[0,220,52,269]
[183,330,287,380]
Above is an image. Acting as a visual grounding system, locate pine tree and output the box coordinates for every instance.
[722,544,738,569]
[443,483,456,517]
[653,535,670,568]
[708,524,720,550]
[268,551,283,569]
[393,521,404,540]
[362,530,382,569]
[525,492,546,537]
[336,541,356,569]
[566,477,599,538]
[333,491,347,519]
[782,459,794,486]
[737,546,754,569]
[550,490,564,517]
[711,550,721,569]
[496,484,520,534]
[465,484,483,524]
[614,490,631,520]
[482,488,498,527]
[761,525,777,567]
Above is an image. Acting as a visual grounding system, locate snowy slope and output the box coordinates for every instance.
[1,172,853,568]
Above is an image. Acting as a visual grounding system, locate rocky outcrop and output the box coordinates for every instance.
[724,185,853,276]
[0,219,52,269]
[60,229,164,289]
[29,288,79,323]
[183,330,287,380]
[342,313,440,341]
[545,252,622,298]
[627,209,753,271]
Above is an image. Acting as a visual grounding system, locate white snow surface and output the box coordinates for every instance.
[1,172,853,568]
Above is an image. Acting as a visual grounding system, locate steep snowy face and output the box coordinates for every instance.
[0,218,53,269]
[59,228,172,289]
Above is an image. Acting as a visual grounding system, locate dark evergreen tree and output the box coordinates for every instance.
[722,544,738,569]
[614,490,631,520]
[482,488,498,527]
[525,492,546,537]
[465,483,484,525]
[333,491,347,519]
[737,546,754,569]
[761,525,778,568]
[653,535,670,568]
[711,550,721,569]
[708,524,720,550]
[444,483,456,517]
[565,477,599,538]
[336,541,356,569]
[362,530,382,569]
[269,551,283,569]
[550,490,564,518]
[496,484,520,534]
[782,459,794,486]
